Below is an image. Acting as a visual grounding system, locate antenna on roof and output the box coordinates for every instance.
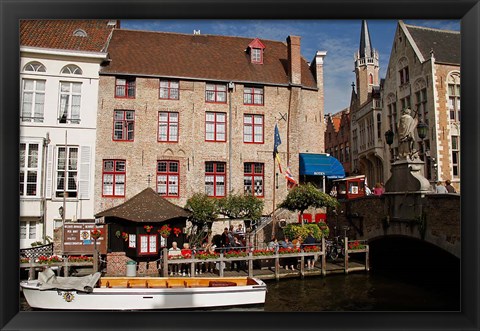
[193,30,201,35]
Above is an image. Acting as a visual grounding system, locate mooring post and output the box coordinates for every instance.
[365,244,370,271]
[344,236,349,274]
[190,260,195,276]
[219,253,224,277]
[162,248,168,277]
[63,256,68,277]
[29,258,35,280]
[300,249,305,278]
[248,252,253,278]
[275,253,280,280]
[321,237,326,276]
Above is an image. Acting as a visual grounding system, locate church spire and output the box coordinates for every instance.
[359,20,374,58]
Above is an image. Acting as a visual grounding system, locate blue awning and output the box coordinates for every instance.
[299,153,345,179]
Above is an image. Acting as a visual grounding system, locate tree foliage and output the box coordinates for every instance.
[184,193,218,224]
[278,183,339,214]
[283,223,329,241]
[217,193,264,221]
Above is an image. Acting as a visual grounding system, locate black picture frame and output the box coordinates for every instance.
[1,0,478,330]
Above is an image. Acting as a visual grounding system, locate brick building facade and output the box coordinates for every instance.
[324,108,351,176]
[94,30,327,216]
[381,21,460,191]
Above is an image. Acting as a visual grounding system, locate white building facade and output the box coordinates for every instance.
[19,20,114,248]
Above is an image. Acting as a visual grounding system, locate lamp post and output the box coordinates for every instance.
[384,129,394,162]
[416,121,429,177]
[416,121,428,159]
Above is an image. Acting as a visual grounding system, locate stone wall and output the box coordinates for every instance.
[332,193,460,257]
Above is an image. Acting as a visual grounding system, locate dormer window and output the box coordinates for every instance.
[73,29,87,37]
[252,48,262,63]
[247,38,265,64]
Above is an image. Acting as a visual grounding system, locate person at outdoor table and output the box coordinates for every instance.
[267,237,279,252]
[203,243,216,273]
[231,236,245,272]
[221,227,231,251]
[168,241,181,276]
[445,180,457,193]
[373,182,384,196]
[233,224,245,239]
[435,181,448,194]
[302,231,316,270]
[281,238,296,270]
[180,243,192,276]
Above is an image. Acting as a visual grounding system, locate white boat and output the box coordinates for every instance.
[20,269,267,310]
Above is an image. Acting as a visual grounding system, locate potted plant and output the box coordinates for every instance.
[144,225,153,233]
[90,227,102,240]
[158,224,171,238]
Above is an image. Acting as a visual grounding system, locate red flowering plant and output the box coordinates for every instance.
[195,250,220,260]
[20,257,30,264]
[121,232,128,241]
[144,225,153,233]
[36,255,62,264]
[68,255,94,263]
[158,224,172,238]
[173,227,182,236]
[278,247,301,255]
[90,227,102,240]
[303,245,321,253]
[252,249,275,257]
[348,240,366,250]
[224,250,248,258]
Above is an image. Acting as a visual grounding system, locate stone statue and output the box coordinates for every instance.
[397,108,417,159]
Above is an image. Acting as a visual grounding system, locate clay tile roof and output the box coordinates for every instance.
[95,188,191,223]
[100,29,318,89]
[20,19,116,52]
[405,25,460,65]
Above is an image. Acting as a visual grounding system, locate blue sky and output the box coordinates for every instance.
[121,20,460,114]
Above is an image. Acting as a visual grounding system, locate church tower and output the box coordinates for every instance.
[354,20,379,105]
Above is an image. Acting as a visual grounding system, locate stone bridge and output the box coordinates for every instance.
[332,194,461,259]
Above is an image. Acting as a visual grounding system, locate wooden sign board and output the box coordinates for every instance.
[63,223,107,255]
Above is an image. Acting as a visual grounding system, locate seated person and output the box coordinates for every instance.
[181,243,192,276]
[168,241,181,276]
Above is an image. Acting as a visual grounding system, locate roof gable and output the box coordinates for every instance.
[248,38,266,49]
[405,24,460,65]
[20,20,115,53]
[95,188,191,222]
[100,30,317,89]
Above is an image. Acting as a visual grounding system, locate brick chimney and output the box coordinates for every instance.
[287,35,301,85]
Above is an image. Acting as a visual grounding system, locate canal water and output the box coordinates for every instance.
[20,237,460,312]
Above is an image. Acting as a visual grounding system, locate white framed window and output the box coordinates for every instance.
[61,64,83,75]
[448,74,460,122]
[55,146,78,198]
[451,135,460,178]
[20,143,40,197]
[139,234,157,255]
[23,61,46,73]
[21,79,45,122]
[20,221,37,240]
[20,222,27,239]
[59,82,82,124]
[128,234,136,248]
